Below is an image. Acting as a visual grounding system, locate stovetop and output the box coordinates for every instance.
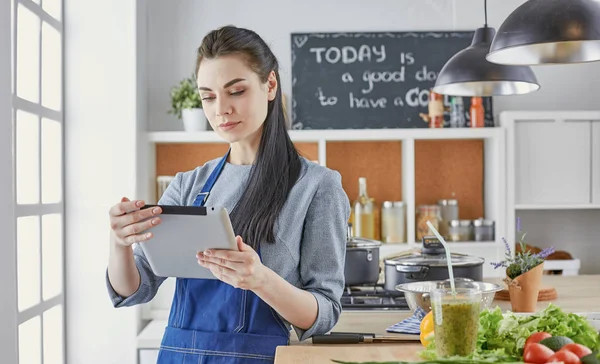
[341,284,410,311]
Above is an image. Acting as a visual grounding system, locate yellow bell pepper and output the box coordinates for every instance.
[419,311,435,348]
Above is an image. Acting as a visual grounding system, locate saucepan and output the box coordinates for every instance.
[344,224,382,286]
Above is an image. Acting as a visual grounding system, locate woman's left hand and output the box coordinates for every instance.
[197,236,268,291]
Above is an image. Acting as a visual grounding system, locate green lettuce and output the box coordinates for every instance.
[421,304,600,360]
[478,304,600,356]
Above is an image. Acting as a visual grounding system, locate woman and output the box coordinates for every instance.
[106,25,350,363]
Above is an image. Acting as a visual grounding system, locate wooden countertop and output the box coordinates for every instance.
[276,274,600,364]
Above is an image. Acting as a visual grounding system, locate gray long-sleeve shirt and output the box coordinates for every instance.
[106,156,351,341]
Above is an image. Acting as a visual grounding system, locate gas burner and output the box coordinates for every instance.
[341,283,410,311]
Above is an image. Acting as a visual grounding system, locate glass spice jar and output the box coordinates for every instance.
[416,205,441,241]
[448,220,474,242]
[473,218,495,241]
[381,201,406,243]
[428,90,445,128]
[438,199,459,239]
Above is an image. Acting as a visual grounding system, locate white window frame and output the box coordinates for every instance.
[8,0,65,363]
[1,0,17,360]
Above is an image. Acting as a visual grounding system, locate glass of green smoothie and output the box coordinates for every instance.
[430,287,482,357]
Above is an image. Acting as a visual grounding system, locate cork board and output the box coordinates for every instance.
[414,140,484,220]
[326,141,403,205]
[156,142,319,177]
[295,142,319,162]
[156,143,229,176]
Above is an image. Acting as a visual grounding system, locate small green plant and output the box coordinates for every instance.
[491,218,554,279]
[168,74,202,119]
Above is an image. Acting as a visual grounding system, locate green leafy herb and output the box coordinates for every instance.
[168,74,202,119]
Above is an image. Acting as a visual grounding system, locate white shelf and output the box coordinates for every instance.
[141,125,507,317]
[515,204,600,210]
[147,128,502,143]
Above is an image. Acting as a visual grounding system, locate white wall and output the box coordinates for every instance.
[64,0,142,363]
[145,0,600,132]
[0,0,18,362]
[516,210,600,275]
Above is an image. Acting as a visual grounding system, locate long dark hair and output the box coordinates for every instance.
[196,26,302,249]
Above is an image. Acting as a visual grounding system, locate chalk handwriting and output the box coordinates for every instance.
[349,92,387,108]
[361,68,405,94]
[309,45,386,64]
[342,72,354,83]
[316,87,338,106]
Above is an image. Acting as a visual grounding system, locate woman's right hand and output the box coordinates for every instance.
[109,197,162,247]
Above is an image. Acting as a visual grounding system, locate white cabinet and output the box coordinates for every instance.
[514,118,591,205]
[593,121,600,204]
[139,349,159,364]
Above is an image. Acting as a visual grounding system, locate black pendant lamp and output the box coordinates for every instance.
[486,0,600,65]
[433,0,539,96]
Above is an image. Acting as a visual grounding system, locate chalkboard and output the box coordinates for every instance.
[290,31,494,130]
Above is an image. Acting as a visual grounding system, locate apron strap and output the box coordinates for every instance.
[192,148,231,207]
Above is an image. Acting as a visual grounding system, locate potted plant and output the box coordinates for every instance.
[168,74,207,132]
[491,218,554,312]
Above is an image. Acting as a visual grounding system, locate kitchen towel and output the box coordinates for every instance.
[385,307,426,334]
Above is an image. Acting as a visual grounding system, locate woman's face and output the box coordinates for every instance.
[196,54,277,144]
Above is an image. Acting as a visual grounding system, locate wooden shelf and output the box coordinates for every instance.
[147,128,502,143]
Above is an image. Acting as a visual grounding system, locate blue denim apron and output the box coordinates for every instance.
[157,150,290,363]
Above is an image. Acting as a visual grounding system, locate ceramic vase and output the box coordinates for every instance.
[182,108,207,131]
[504,262,544,313]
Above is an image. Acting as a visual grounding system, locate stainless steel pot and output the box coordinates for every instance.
[383,236,484,291]
[344,224,381,286]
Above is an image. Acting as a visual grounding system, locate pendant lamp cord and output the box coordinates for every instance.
[484,0,488,27]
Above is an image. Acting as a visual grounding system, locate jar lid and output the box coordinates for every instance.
[473,218,495,227]
[417,204,440,212]
[383,201,405,208]
[449,219,473,227]
[384,250,484,267]
[438,199,458,206]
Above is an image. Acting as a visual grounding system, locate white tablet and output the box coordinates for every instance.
[137,205,238,279]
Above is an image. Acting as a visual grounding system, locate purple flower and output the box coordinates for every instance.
[516,217,522,232]
[534,247,555,259]
[503,237,511,255]
[490,261,507,269]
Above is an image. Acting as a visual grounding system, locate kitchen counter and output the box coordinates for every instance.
[275,274,600,363]
[136,275,600,361]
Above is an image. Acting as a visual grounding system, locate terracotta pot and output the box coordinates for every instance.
[504,262,544,312]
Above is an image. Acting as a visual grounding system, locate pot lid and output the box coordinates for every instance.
[384,250,484,267]
[346,224,381,248]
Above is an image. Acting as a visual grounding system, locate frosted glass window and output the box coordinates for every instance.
[43,305,64,364]
[41,118,62,203]
[42,214,62,300]
[19,316,42,364]
[43,0,61,21]
[41,22,62,111]
[17,4,40,103]
[17,216,41,312]
[16,110,40,205]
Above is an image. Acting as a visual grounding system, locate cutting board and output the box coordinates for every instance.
[275,343,423,364]
[495,287,558,301]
